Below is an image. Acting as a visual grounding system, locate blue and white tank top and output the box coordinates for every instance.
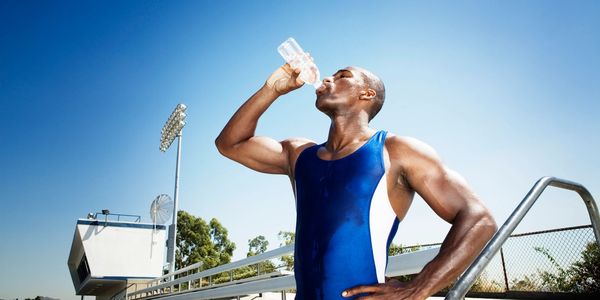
[293,130,400,300]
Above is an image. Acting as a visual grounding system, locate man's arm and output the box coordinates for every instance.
[395,137,497,297]
[343,136,497,299]
[215,64,308,175]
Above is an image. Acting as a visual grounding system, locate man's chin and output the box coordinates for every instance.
[315,97,335,113]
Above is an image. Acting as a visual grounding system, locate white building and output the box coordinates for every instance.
[67,213,166,299]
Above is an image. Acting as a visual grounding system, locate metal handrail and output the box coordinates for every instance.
[123,246,441,300]
[445,176,600,300]
[92,212,142,222]
[128,244,295,298]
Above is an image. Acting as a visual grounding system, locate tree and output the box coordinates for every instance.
[511,274,540,291]
[247,235,276,275]
[567,242,599,293]
[278,231,295,271]
[535,246,572,292]
[247,235,269,257]
[534,242,599,293]
[388,243,422,256]
[175,210,236,270]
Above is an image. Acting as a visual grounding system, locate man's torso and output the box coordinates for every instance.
[291,130,412,299]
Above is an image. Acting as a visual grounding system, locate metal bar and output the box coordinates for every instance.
[386,247,440,276]
[150,244,293,285]
[445,176,600,300]
[150,275,296,300]
[92,212,142,223]
[127,245,432,298]
[548,179,600,242]
[500,247,509,292]
[509,224,592,237]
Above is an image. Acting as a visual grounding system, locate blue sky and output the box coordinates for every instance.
[1,1,599,299]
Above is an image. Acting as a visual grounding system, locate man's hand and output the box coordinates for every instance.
[342,278,425,300]
[216,62,316,175]
[265,63,304,95]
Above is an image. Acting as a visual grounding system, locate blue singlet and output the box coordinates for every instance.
[293,130,400,300]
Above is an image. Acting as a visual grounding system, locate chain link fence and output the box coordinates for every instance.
[396,225,599,298]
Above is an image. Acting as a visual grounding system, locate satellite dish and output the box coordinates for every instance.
[150,194,173,225]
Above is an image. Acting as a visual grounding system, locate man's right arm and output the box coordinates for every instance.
[215,64,306,175]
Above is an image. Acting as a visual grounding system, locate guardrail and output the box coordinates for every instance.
[124,246,440,300]
[445,176,600,300]
[126,244,295,299]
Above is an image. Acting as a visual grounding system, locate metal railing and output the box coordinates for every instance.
[90,212,142,223]
[446,176,600,300]
[123,245,441,300]
[126,244,295,299]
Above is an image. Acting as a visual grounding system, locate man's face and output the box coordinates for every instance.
[315,67,368,115]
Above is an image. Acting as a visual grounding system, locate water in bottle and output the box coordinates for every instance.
[277,37,321,88]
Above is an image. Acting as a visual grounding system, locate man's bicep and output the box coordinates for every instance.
[402,142,478,223]
[227,136,290,175]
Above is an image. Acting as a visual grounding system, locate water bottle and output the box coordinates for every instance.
[277,37,321,88]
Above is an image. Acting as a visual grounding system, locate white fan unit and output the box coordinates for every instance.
[150,194,173,226]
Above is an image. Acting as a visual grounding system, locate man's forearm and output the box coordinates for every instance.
[215,84,279,151]
[408,209,497,297]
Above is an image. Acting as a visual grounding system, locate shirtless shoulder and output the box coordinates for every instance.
[384,133,442,186]
[282,137,317,177]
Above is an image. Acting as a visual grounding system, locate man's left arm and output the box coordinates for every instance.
[343,136,497,299]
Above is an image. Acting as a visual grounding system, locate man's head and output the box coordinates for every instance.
[315,66,385,121]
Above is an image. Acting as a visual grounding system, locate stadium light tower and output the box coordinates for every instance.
[160,103,187,274]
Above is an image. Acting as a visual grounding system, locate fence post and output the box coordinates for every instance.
[500,247,509,292]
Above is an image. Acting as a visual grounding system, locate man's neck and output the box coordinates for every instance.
[325,114,375,152]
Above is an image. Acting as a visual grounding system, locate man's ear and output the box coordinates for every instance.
[359,89,376,101]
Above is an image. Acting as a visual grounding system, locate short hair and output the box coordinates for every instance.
[354,67,385,121]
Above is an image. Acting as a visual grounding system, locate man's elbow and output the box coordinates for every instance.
[215,135,232,157]
[477,209,498,240]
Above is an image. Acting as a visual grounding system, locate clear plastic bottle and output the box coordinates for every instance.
[277,37,321,88]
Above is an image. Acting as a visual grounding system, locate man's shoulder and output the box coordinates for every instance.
[281,137,317,154]
[384,133,441,163]
[282,137,316,147]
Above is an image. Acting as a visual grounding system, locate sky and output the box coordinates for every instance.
[1,0,599,299]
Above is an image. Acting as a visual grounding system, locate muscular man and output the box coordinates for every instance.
[215,63,497,299]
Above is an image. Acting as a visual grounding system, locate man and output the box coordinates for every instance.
[215,63,497,299]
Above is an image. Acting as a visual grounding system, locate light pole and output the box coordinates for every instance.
[160,103,187,274]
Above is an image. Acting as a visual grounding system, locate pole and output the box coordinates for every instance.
[500,247,509,292]
[169,131,183,274]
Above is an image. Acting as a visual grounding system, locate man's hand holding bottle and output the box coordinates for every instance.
[265,64,305,96]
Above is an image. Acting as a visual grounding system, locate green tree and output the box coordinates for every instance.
[248,235,276,274]
[175,210,236,270]
[568,242,599,293]
[388,243,422,256]
[534,242,599,293]
[511,274,540,291]
[228,235,270,281]
[535,246,572,292]
[247,235,269,256]
[278,231,295,271]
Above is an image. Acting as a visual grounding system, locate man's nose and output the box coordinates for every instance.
[323,76,333,84]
